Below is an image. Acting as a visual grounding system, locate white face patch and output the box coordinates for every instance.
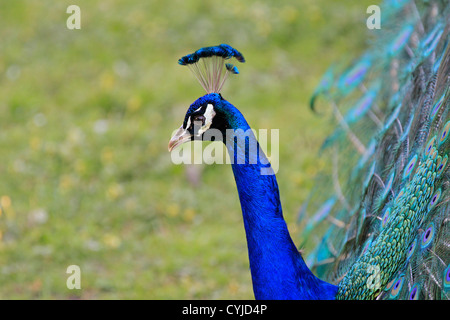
[184,117,192,130]
[198,104,216,136]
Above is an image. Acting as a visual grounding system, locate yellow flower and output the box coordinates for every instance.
[228,281,240,295]
[183,208,195,222]
[29,136,41,150]
[106,183,124,200]
[0,196,15,220]
[102,233,121,249]
[0,195,11,209]
[101,147,114,164]
[279,6,299,23]
[100,72,115,90]
[167,204,180,217]
[59,175,74,191]
[126,96,142,112]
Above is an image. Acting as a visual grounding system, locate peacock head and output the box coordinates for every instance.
[168,44,245,152]
[168,93,229,151]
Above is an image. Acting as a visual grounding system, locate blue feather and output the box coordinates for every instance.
[337,55,371,95]
[343,86,379,124]
[178,44,245,65]
[388,25,413,57]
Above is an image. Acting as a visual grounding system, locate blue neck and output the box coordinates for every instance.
[220,102,337,299]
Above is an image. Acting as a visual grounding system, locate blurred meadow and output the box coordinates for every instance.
[0,0,375,299]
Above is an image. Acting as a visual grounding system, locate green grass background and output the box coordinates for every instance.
[0,0,375,299]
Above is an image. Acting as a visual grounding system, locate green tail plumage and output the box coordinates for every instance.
[304,0,450,299]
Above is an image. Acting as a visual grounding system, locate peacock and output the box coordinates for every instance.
[168,0,450,300]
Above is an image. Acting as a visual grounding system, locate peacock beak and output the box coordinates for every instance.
[168,125,192,152]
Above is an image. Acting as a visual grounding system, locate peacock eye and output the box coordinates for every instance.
[192,114,205,125]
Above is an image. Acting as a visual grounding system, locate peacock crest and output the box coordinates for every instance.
[178,44,245,94]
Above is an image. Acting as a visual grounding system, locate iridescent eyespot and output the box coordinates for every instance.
[437,155,447,176]
[404,155,417,179]
[339,58,371,89]
[421,223,435,249]
[384,278,395,291]
[430,94,444,119]
[390,276,404,298]
[408,284,419,300]
[407,239,416,259]
[428,188,441,212]
[382,208,390,228]
[389,25,413,56]
[439,121,450,145]
[425,136,436,156]
[444,264,450,290]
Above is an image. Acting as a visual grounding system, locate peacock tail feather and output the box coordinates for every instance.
[304,0,450,299]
